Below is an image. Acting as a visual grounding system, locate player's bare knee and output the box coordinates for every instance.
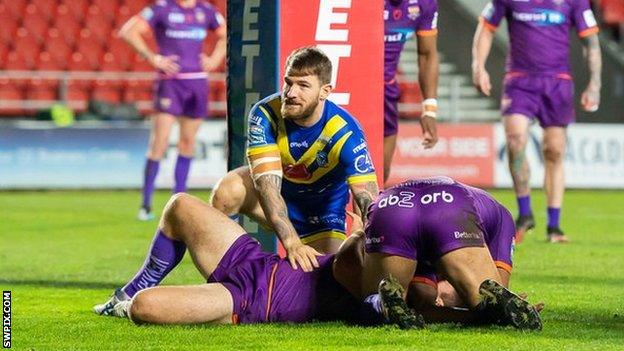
[543,144,564,163]
[129,291,155,325]
[177,138,195,156]
[161,193,196,239]
[210,173,246,215]
[505,133,526,154]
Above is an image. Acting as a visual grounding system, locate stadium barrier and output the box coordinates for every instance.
[3,120,623,189]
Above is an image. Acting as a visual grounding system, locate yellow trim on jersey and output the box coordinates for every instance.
[301,230,347,244]
[277,114,348,166]
[347,174,378,185]
[266,97,282,121]
[247,144,280,157]
[257,105,276,130]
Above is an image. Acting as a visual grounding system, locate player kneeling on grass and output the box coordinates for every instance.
[358,176,542,330]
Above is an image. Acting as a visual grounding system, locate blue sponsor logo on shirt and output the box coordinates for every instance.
[384,28,415,43]
[512,9,565,26]
[165,28,208,40]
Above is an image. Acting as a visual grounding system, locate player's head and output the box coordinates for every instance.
[281,46,332,120]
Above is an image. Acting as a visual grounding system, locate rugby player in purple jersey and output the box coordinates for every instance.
[119,0,226,221]
[360,176,542,330]
[383,0,439,183]
[472,0,601,243]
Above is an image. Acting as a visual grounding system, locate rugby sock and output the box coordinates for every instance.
[142,158,160,210]
[547,207,561,228]
[173,155,192,193]
[122,230,186,298]
[516,195,532,217]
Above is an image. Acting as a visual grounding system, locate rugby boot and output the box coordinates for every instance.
[93,288,131,318]
[137,207,155,221]
[514,214,535,243]
[547,227,570,244]
[379,275,425,329]
[478,279,542,330]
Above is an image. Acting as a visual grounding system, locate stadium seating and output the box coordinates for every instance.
[0,0,227,118]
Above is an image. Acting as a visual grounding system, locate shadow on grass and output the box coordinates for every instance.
[0,279,119,290]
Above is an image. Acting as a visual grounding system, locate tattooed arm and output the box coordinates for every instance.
[580,34,601,112]
[254,174,321,272]
[349,180,379,225]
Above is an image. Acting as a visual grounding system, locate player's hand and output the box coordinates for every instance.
[581,84,600,112]
[420,115,438,149]
[472,68,492,96]
[200,53,220,72]
[150,54,180,75]
[285,242,323,272]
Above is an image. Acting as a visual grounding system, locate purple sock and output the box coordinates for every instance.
[174,155,192,193]
[122,230,186,298]
[547,207,561,228]
[516,195,532,217]
[142,158,160,210]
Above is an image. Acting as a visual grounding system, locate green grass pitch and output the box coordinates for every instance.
[1,189,623,350]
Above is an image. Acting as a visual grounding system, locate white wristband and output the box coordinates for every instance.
[423,98,438,107]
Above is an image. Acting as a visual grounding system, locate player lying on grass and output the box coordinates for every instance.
[94,177,540,330]
[358,176,542,330]
[94,192,381,325]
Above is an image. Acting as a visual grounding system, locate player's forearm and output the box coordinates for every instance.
[350,181,379,224]
[471,24,494,73]
[210,36,227,65]
[254,174,301,248]
[582,34,602,89]
[418,50,439,99]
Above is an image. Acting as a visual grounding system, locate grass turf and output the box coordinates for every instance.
[1,189,623,350]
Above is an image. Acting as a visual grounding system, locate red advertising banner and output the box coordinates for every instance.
[386,123,495,187]
[279,0,384,179]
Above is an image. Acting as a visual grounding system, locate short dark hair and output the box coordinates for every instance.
[284,46,332,85]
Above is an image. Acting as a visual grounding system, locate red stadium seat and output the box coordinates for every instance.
[0,14,18,46]
[131,55,154,72]
[0,78,25,115]
[84,13,112,45]
[92,80,122,103]
[92,0,119,21]
[22,8,49,42]
[0,43,8,67]
[4,52,27,70]
[32,0,57,19]
[67,79,91,103]
[44,28,72,70]
[114,5,133,29]
[54,5,81,47]
[68,52,93,71]
[126,0,150,15]
[36,51,62,71]
[107,38,134,70]
[100,52,125,71]
[12,29,40,69]
[123,79,152,103]
[76,29,104,69]
[61,0,89,22]
[3,0,26,18]
[26,78,59,101]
